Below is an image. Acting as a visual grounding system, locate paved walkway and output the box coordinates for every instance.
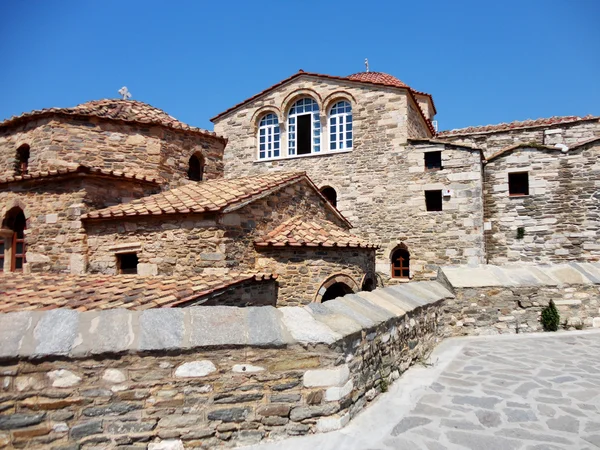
[243,330,600,450]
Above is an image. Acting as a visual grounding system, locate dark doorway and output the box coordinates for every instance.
[188,154,204,181]
[297,114,312,155]
[320,186,337,207]
[321,282,354,301]
[118,253,139,274]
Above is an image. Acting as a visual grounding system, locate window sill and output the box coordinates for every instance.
[509,194,530,198]
[424,168,443,172]
[255,149,353,163]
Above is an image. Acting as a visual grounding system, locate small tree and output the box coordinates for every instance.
[541,300,560,332]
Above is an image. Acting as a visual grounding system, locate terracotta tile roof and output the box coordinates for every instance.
[210,70,436,134]
[82,172,350,227]
[0,165,162,186]
[0,272,276,313]
[437,115,599,137]
[0,99,226,141]
[255,216,377,249]
[486,137,600,162]
[347,72,408,88]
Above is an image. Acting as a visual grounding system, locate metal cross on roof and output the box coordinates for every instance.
[365,58,369,73]
[118,86,132,100]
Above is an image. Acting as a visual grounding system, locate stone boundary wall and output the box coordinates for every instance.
[0,282,452,449]
[439,262,600,335]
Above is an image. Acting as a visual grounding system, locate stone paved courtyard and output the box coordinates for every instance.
[243,330,600,450]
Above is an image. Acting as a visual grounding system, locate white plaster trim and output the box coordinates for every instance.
[254,149,353,163]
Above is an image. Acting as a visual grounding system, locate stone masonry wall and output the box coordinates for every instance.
[441,119,600,158]
[0,117,225,187]
[483,144,600,264]
[256,247,376,306]
[0,283,449,449]
[0,177,158,274]
[214,77,485,280]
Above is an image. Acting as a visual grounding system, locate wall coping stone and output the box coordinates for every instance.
[441,262,600,288]
[0,282,453,361]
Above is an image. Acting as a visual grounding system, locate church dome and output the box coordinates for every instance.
[347,72,408,88]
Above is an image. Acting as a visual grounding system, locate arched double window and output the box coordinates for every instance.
[391,247,410,279]
[188,154,204,181]
[329,101,352,151]
[288,98,320,156]
[258,113,280,160]
[1,207,26,272]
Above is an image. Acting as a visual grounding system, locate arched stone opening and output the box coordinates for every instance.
[15,144,30,176]
[361,274,376,292]
[391,244,410,279]
[188,153,204,181]
[320,186,337,207]
[1,207,26,272]
[314,273,358,303]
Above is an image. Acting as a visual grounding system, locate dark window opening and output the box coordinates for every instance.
[297,114,312,155]
[0,240,4,272]
[188,154,204,181]
[391,248,410,279]
[2,207,26,272]
[118,253,138,274]
[509,172,529,196]
[424,151,442,171]
[425,190,443,211]
[16,145,30,176]
[321,282,354,302]
[361,277,375,292]
[320,186,337,207]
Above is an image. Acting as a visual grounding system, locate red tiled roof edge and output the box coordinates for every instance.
[209,70,436,135]
[486,137,600,162]
[437,115,599,137]
[165,273,278,308]
[299,174,353,229]
[0,165,163,186]
[0,101,227,143]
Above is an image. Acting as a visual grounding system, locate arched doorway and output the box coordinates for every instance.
[320,186,337,208]
[321,282,354,301]
[361,276,375,292]
[391,246,410,279]
[188,154,204,181]
[1,207,26,272]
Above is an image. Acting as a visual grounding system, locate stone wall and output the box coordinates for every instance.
[0,176,159,274]
[214,77,485,280]
[440,118,600,158]
[0,116,225,187]
[439,263,600,336]
[483,143,600,264]
[0,282,451,449]
[256,247,376,306]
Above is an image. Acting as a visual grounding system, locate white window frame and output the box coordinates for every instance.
[287,98,321,156]
[257,113,280,160]
[329,101,353,151]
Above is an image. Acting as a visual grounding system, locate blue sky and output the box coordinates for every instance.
[1,0,598,132]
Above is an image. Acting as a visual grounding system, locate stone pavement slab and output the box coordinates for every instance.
[241,330,600,450]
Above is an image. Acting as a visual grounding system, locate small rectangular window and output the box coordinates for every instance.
[508,172,529,196]
[425,190,443,211]
[424,151,442,171]
[118,253,138,274]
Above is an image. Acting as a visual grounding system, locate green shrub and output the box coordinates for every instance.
[541,300,560,331]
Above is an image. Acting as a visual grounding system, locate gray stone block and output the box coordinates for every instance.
[0,311,34,358]
[0,412,46,430]
[570,262,600,284]
[86,309,135,355]
[34,309,79,356]
[382,286,425,309]
[139,308,185,350]
[322,298,378,328]
[189,306,248,347]
[279,307,340,344]
[342,294,395,322]
[246,306,286,346]
[305,303,363,337]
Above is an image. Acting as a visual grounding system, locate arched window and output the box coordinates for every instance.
[1,207,26,272]
[391,247,410,279]
[288,98,320,156]
[15,144,30,176]
[320,186,337,208]
[258,113,280,160]
[361,277,375,292]
[188,154,204,181]
[321,282,354,301]
[329,101,352,151]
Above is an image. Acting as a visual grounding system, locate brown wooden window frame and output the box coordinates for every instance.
[508,172,529,197]
[391,248,410,279]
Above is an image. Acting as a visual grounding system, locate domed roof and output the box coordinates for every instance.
[0,99,223,140]
[347,72,408,88]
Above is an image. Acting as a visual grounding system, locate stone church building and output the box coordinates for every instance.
[1,69,599,309]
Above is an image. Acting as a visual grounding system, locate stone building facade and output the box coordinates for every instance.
[212,70,600,280]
